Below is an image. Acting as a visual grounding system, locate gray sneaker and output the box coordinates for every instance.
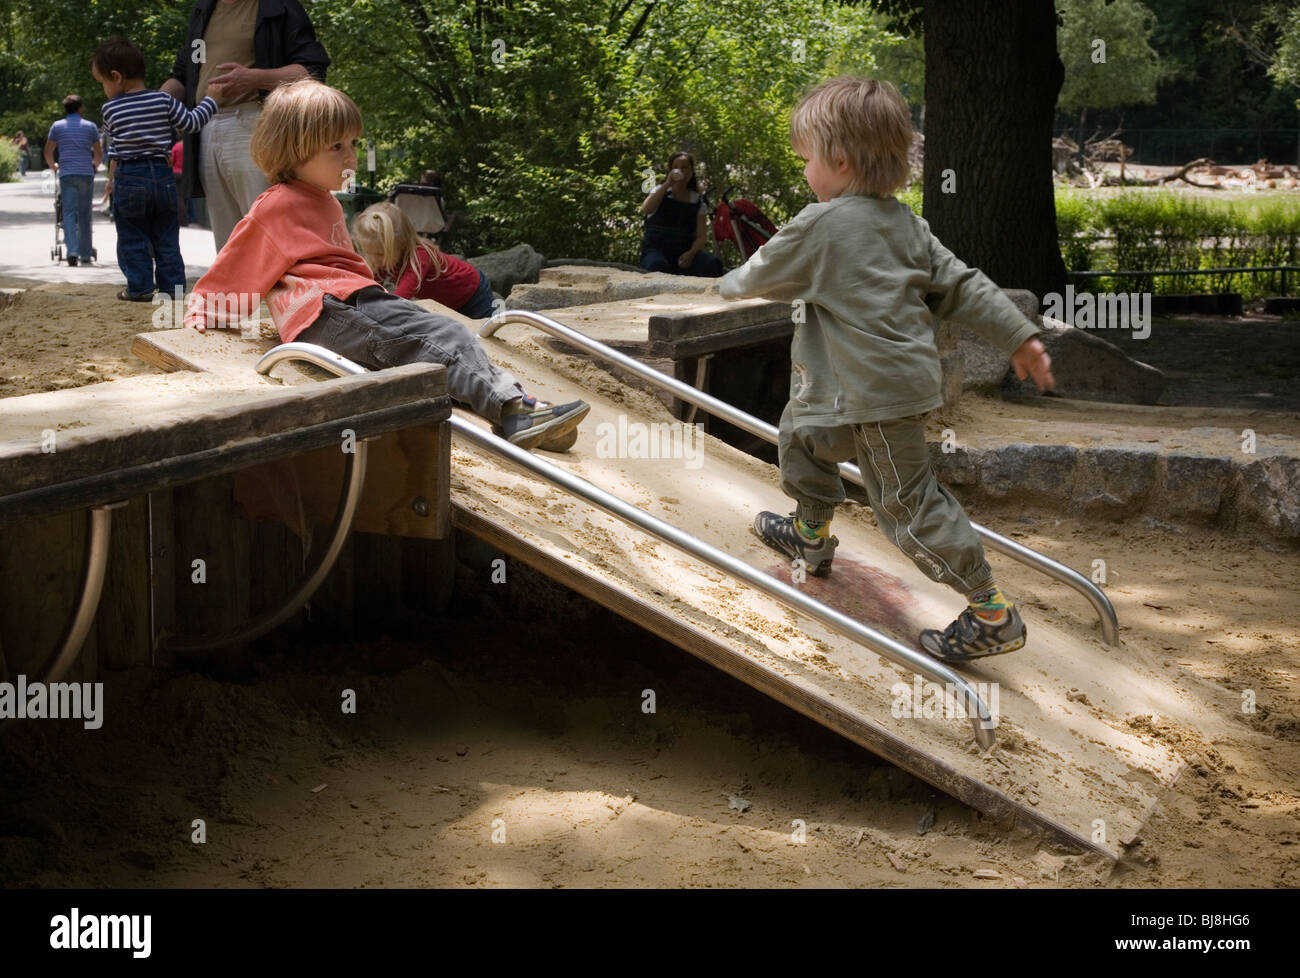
[751,511,838,576]
[493,396,589,452]
[919,605,1026,663]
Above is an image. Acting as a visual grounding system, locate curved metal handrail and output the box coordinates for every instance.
[158,347,373,652]
[43,502,124,684]
[481,309,1120,645]
[1,501,124,734]
[254,342,997,747]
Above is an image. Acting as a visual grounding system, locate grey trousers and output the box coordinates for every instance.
[777,403,995,595]
[297,287,526,423]
[200,104,271,252]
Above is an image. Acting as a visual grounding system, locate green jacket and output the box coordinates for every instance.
[719,194,1040,426]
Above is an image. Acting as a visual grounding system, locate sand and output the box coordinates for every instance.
[0,278,1296,887]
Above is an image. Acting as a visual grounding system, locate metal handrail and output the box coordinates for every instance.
[158,344,377,652]
[44,502,124,684]
[255,342,998,747]
[481,309,1120,645]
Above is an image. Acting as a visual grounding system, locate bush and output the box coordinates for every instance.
[1059,190,1300,299]
[1054,191,1098,270]
[0,104,59,170]
[0,140,19,182]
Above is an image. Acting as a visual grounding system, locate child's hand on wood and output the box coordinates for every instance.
[1011,336,1054,390]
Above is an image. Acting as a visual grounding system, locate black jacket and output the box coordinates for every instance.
[169,0,330,198]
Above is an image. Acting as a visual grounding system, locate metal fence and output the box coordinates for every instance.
[1067,265,1300,296]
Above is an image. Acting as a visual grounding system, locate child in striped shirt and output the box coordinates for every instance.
[92,37,218,301]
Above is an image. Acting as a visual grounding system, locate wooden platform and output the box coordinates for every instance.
[0,359,450,524]
[0,341,453,681]
[128,311,1200,859]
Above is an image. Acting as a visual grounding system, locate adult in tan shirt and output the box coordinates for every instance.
[162,0,330,251]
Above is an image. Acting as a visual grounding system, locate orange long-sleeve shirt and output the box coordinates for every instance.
[185,179,377,341]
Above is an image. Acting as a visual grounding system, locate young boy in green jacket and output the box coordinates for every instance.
[719,76,1055,664]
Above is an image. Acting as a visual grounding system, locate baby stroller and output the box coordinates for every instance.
[387,183,450,246]
[50,176,98,264]
[706,187,778,263]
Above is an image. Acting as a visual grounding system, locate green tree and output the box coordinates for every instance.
[1056,0,1165,146]
[874,0,1068,304]
[314,0,896,260]
[1272,6,1300,94]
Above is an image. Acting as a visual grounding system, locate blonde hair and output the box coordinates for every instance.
[789,76,912,198]
[250,78,363,184]
[351,202,447,284]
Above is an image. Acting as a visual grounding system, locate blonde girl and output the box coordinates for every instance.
[352,202,496,319]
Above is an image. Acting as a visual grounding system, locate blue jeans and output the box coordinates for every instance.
[113,159,184,296]
[59,174,95,259]
[640,246,725,278]
[457,269,496,319]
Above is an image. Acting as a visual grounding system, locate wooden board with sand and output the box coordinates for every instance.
[133,307,1201,858]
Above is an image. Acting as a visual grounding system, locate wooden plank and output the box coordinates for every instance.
[96,495,151,670]
[169,475,251,670]
[352,532,405,630]
[446,330,1191,861]
[648,297,790,343]
[248,518,307,642]
[401,535,455,616]
[230,421,451,541]
[452,502,1088,848]
[146,490,175,667]
[131,327,320,383]
[0,509,97,683]
[657,318,794,359]
[312,523,355,638]
[0,365,451,523]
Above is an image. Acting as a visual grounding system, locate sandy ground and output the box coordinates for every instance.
[0,278,1297,888]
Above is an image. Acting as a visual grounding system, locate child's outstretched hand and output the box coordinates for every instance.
[1011,336,1054,390]
[206,82,225,105]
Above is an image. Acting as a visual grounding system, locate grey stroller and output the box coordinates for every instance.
[50,177,98,264]
[387,183,449,245]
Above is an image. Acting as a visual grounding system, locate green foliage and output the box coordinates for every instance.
[2,1,188,123]
[1266,3,1300,98]
[314,0,904,261]
[1054,191,1100,269]
[1056,0,1165,114]
[1056,189,1300,298]
[0,138,19,181]
[896,181,922,215]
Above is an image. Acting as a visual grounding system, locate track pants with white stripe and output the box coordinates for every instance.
[776,403,995,595]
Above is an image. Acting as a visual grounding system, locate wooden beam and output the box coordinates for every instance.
[451,502,1102,856]
[230,421,452,541]
[96,495,151,669]
[0,365,451,523]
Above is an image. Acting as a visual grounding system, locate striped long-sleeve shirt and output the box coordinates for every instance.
[101,90,217,161]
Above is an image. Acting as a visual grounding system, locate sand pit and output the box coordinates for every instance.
[0,282,1297,887]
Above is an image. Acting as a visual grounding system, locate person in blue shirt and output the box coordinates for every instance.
[44,95,103,266]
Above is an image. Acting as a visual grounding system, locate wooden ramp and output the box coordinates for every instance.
[134,312,1194,859]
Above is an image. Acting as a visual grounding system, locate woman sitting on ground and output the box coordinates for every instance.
[639,151,724,277]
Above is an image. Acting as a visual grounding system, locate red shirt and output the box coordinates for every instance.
[186,180,378,342]
[170,141,183,175]
[392,245,481,310]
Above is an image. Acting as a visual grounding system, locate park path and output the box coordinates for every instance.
[0,170,216,286]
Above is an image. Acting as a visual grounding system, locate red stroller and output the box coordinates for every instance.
[706,188,778,263]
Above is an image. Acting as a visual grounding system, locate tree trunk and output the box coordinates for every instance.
[922,0,1066,306]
